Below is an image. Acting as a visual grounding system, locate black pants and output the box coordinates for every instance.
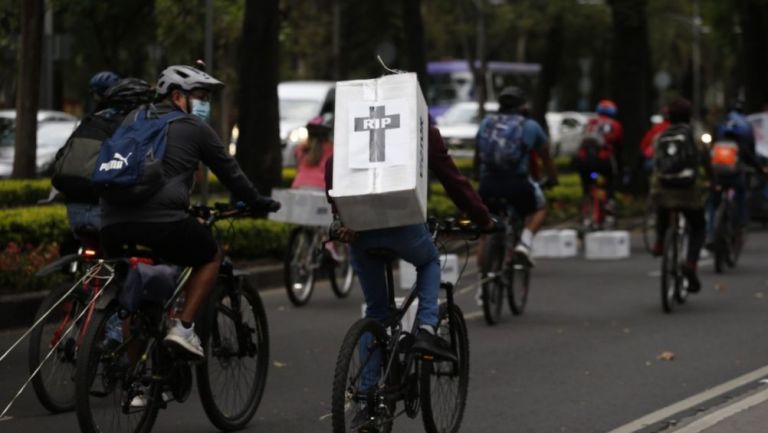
[655,207,706,264]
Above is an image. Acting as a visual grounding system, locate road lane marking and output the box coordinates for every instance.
[607,364,768,433]
[463,310,483,321]
[0,416,11,422]
[671,386,768,432]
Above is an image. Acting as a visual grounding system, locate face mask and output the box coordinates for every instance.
[190,98,210,122]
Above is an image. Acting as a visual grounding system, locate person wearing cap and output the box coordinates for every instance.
[476,86,559,267]
[575,99,623,212]
[100,65,280,359]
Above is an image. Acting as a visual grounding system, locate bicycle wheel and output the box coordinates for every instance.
[674,226,689,304]
[507,256,531,316]
[420,303,469,433]
[196,277,270,431]
[660,227,677,313]
[284,227,317,306]
[328,242,355,299]
[28,282,83,413]
[713,205,728,274]
[331,318,391,433]
[479,234,504,325]
[642,199,657,254]
[76,303,159,433]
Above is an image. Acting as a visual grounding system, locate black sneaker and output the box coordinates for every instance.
[681,264,701,293]
[410,328,457,362]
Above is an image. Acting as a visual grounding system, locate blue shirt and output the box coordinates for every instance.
[477,114,547,178]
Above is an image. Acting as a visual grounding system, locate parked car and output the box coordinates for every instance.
[278,81,335,166]
[545,111,594,156]
[436,101,499,159]
[0,110,79,177]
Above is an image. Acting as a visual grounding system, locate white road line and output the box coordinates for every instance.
[463,310,484,321]
[0,416,11,422]
[671,386,768,432]
[607,364,768,433]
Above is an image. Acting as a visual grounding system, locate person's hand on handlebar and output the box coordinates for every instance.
[253,196,281,213]
[482,215,506,233]
[329,219,357,243]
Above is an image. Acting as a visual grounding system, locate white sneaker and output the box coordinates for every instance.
[475,288,483,307]
[164,320,204,359]
[514,243,535,268]
[130,391,171,408]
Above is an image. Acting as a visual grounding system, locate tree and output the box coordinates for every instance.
[609,0,652,183]
[738,0,768,113]
[12,0,44,178]
[236,0,281,194]
[401,0,428,94]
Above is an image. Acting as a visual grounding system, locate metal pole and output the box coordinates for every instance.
[43,1,53,109]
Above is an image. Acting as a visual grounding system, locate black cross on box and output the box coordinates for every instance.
[354,105,401,162]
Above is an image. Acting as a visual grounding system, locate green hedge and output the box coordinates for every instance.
[0,179,52,208]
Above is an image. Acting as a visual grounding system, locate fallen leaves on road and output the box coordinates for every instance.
[273,360,288,368]
[714,283,727,292]
[657,351,675,361]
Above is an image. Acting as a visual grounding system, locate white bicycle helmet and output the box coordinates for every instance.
[156,65,224,96]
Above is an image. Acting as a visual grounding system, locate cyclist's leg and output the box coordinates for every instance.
[706,187,722,247]
[512,179,541,266]
[682,208,706,292]
[654,207,671,255]
[390,224,441,329]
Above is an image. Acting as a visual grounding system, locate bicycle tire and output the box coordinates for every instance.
[642,199,656,254]
[479,235,504,325]
[661,226,677,313]
[196,277,270,431]
[714,205,728,274]
[331,318,391,433]
[420,303,469,433]
[507,257,531,316]
[28,281,81,413]
[75,303,159,433]
[284,227,316,306]
[328,241,355,299]
[674,225,689,304]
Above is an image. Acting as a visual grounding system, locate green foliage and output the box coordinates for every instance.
[214,218,292,259]
[0,205,69,246]
[0,178,52,207]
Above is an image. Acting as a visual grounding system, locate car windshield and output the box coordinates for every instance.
[0,118,14,148]
[279,99,322,121]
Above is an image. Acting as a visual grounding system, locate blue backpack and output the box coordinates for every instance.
[92,106,184,204]
[476,113,526,171]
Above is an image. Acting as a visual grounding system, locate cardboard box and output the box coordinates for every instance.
[269,188,333,227]
[330,73,429,231]
[532,229,578,258]
[399,254,459,289]
[585,231,630,260]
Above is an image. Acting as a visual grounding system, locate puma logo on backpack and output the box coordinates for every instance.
[98,152,132,171]
[476,113,526,171]
[654,124,698,188]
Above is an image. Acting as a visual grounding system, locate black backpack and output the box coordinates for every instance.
[51,109,124,203]
[654,123,699,188]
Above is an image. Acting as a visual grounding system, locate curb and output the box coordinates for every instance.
[0,264,285,331]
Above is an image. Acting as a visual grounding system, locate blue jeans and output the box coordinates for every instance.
[66,203,101,234]
[351,223,440,392]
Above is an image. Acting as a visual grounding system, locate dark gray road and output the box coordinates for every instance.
[2,230,768,433]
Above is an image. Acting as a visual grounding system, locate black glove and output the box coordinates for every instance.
[483,215,506,233]
[253,196,281,213]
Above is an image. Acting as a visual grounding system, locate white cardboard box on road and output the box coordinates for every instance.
[398,254,459,289]
[329,73,429,231]
[269,189,333,227]
[532,229,578,258]
[585,230,631,260]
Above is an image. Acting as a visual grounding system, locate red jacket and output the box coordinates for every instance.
[640,120,670,159]
[579,115,623,161]
[325,125,491,227]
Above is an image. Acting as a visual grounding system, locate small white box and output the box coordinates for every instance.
[532,229,578,258]
[269,189,333,227]
[330,73,429,231]
[399,254,459,289]
[585,230,630,260]
[361,297,419,333]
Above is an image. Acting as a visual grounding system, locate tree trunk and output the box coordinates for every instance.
[13,0,44,179]
[401,0,428,96]
[609,0,652,190]
[531,14,563,131]
[739,0,768,113]
[236,0,282,195]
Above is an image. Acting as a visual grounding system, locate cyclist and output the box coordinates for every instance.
[651,97,710,292]
[100,65,280,358]
[326,117,497,359]
[293,113,334,190]
[88,71,120,112]
[640,107,670,174]
[476,86,559,267]
[575,99,623,213]
[705,105,768,248]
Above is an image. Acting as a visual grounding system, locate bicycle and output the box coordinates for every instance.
[641,196,657,255]
[74,203,270,433]
[331,218,480,433]
[284,225,354,306]
[711,185,743,273]
[478,201,530,325]
[27,228,103,414]
[580,171,615,233]
[660,210,690,313]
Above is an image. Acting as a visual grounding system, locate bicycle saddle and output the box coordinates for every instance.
[366,248,399,262]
